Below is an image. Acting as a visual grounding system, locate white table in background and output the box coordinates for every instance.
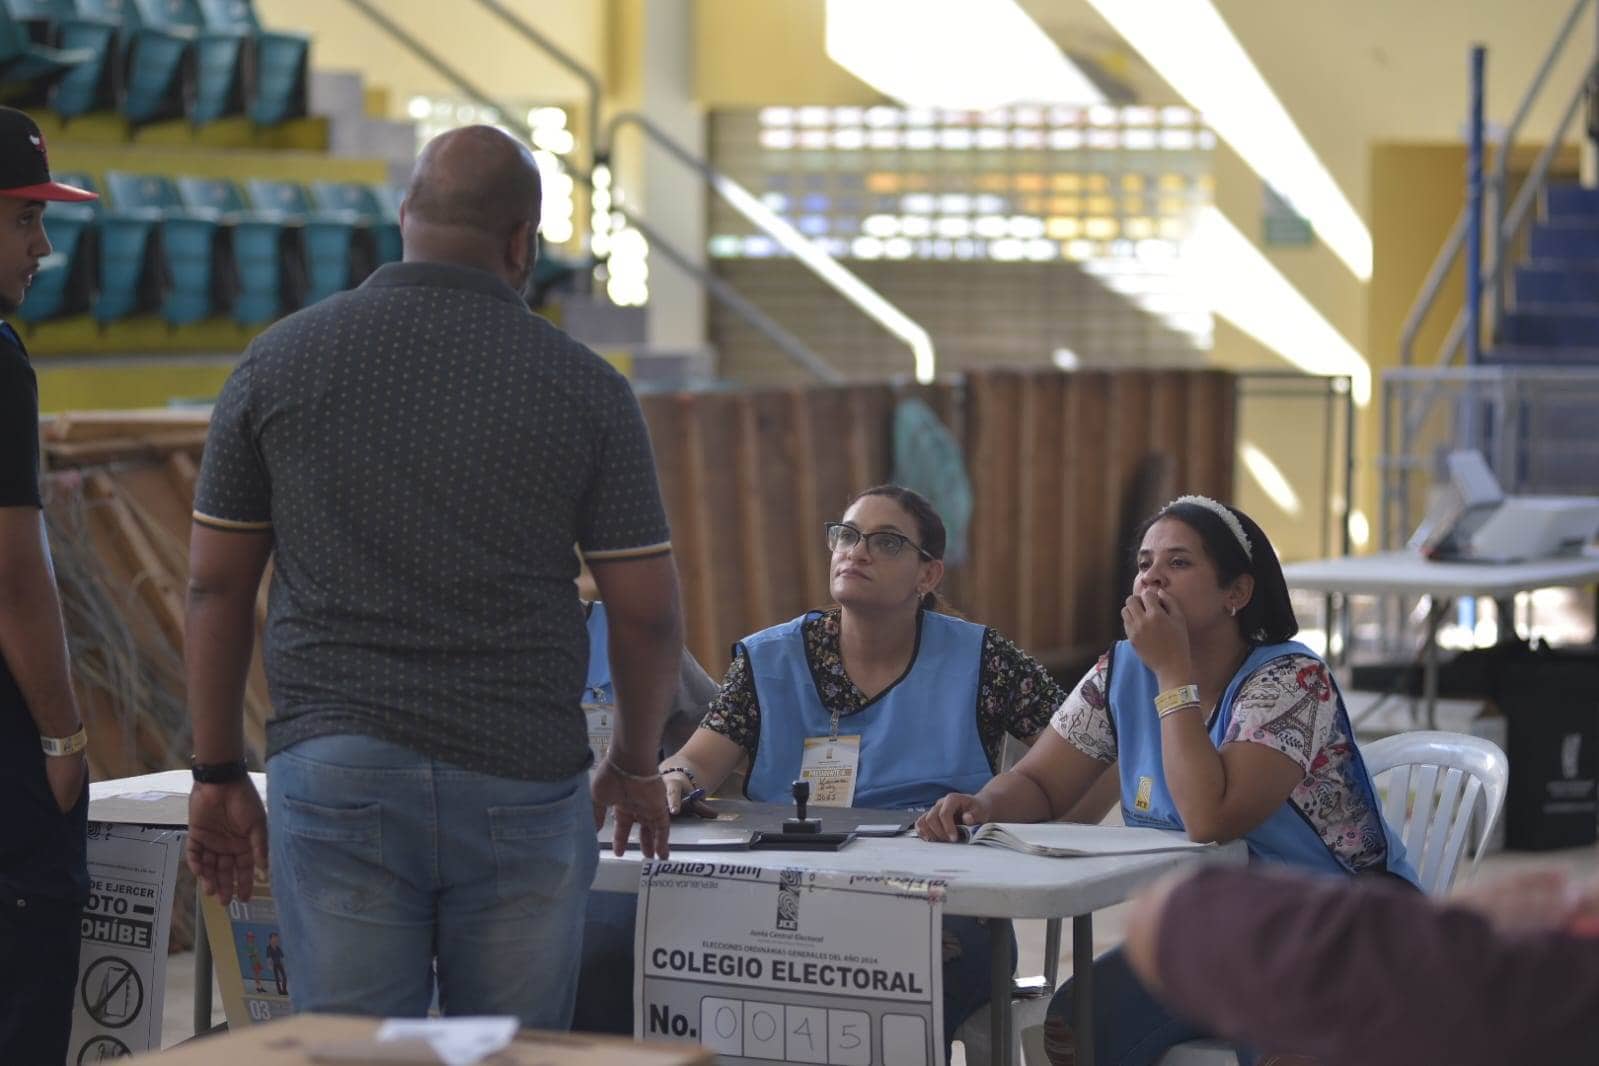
[1281,550,1599,728]
[89,771,1246,1066]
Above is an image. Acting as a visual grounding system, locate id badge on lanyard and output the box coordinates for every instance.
[583,688,613,764]
[800,715,861,807]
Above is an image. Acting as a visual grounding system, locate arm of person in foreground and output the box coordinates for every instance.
[1123,866,1599,1066]
[0,506,86,811]
[589,551,684,858]
[185,525,273,905]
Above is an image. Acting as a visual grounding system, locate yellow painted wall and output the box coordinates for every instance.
[255,0,609,114]
[1215,0,1593,217]
[36,360,239,413]
[695,0,878,106]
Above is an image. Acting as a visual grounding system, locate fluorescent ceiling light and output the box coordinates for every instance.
[826,0,1106,111]
[1082,0,1372,281]
[1186,208,1371,404]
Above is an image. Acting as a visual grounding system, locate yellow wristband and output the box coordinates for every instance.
[41,727,88,757]
[1153,685,1200,715]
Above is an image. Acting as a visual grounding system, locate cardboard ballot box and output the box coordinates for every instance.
[129,1014,715,1064]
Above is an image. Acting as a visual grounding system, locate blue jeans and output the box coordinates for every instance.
[574,890,1014,1048]
[1045,948,1259,1066]
[268,735,597,1027]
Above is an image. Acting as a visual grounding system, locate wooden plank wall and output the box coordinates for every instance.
[42,367,1235,775]
[643,367,1235,675]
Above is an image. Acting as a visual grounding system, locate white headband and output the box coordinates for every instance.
[1167,495,1253,560]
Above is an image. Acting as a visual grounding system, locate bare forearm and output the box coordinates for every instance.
[185,588,257,762]
[977,768,1058,823]
[0,564,81,737]
[1158,710,1228,839]
[658,728,746,795]
[607,613,683,773]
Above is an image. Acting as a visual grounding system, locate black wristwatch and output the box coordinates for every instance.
[191,757,250,785]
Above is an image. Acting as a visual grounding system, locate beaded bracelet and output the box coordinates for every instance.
[660,765,697,785]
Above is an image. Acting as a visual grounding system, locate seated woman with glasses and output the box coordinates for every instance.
[915,496,1417,1066]
[572,484,1072,1046]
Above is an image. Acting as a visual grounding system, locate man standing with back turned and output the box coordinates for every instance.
[183,125,682,1028]
[0,106,99,1064]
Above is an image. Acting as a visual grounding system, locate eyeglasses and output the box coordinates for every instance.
[825,522,934,560]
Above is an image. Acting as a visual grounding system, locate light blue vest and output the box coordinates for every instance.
[1109,640,1418,884]
[583,601,613,705]
[743,611,993,809]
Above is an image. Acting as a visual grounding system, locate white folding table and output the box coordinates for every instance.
[1281,550,1599,727]
[89,771,1246,1066]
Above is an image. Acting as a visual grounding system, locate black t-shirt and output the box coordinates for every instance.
[0,323,89,904]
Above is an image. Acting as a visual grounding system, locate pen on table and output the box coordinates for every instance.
[677,787,706,814]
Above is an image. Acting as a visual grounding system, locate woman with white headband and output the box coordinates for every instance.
[917,495,1416,1066]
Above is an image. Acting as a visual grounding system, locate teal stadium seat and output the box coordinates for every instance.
[72,0,192,126]
[0,0,92,95]
[195,0,306,126]
[126,0,241,124]
[94,169,164,321]
[248,178,371,306]
[4,0,121,118]
[106,170,232,324]
[17,168,99,322]
[310,180,400,266]
[177,175,302,323]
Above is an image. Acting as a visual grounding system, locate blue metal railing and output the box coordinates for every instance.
[1466,45,1486,368]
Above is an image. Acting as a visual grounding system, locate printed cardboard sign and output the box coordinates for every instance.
[636,862,945,1066]
[69,823,184,1061]
[200,872,294,1027]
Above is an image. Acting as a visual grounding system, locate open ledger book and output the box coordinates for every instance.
[957,822,1212,857]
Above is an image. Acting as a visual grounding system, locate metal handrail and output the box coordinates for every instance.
[1467,46,1486,367]
[336,0,840,383]
[469,0,603,172]
[1398,211,1467,366]
[1491,0,1596,327]
[1420,67,1591,379]
[602,197,844,383]
[604,111,939,384]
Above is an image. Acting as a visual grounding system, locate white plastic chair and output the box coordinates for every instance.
[1145,731,1510,1066]
[1361,729,1509,895]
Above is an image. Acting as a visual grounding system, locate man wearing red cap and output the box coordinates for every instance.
[0,105,100,1063]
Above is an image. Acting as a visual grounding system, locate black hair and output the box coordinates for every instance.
[847,484,947,612]
[1134,498,1298,645]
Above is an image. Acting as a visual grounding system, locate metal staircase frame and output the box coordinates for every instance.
[1382,0,1599,551]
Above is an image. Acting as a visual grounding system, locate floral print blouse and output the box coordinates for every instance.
[1052,650,1393,874]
